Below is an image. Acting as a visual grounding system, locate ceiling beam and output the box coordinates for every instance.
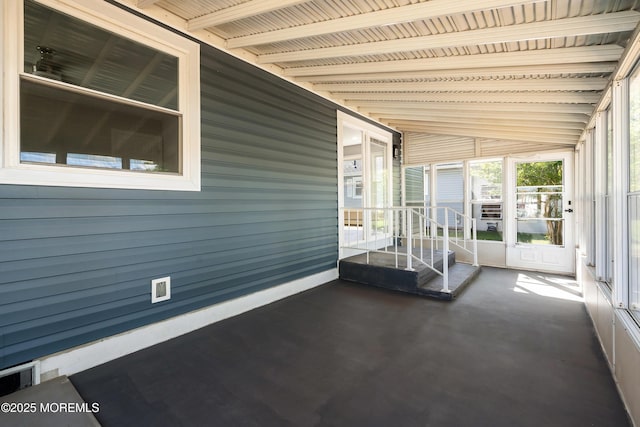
[315,77,608,93]
[188,0,307,30]
[297,63,618,83]
[358,108,589,124]
[284,45,623,77]
[137,0,159,8]
[350,100,594,115]
[370,113,586,130]
[339,91,600,104]
[258,12,639,63]
[227,0,538,48]
[387,122,578,144]
[383,123,584,139]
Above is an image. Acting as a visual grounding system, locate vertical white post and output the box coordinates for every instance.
[472,218,479,267]
[394,209,399,268]
[613,79,629,308]
[406,208,413,271]
[442,211,450,292]
[419,214,424,261]
[364,209,370,264]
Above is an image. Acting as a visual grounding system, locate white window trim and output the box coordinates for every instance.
[1,0,201,191]
[594,110,608,280]
[612,78,630,308]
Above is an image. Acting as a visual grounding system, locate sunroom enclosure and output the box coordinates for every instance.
[399,152,575,275]
[1,0,640,425]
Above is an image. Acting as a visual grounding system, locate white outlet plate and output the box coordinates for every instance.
[151,276,171,303]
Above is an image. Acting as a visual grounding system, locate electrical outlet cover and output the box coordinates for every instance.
[151,277,171,303]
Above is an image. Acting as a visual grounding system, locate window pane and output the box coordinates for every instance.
[606,108,614,283]
[404,166,424,206]
[516,160,564,246]
[470,160,503,241]
[436,163,463,225]
[21,79,180,173]
[470,160,502,200]
[630,195,640,310]
[630,71,640,192]
[516,193,563,218]
[24,0,178,110]
[517,219,563,245]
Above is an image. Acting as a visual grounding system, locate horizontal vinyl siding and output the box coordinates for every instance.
[0,42,344,369]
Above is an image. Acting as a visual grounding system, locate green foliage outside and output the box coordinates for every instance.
[516,161,564,245]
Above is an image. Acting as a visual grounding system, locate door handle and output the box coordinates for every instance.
[564,209,573,213]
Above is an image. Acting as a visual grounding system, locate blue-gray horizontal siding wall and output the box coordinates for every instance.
[0,40,353,369]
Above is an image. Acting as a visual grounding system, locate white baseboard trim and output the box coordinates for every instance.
[38,269,338,380]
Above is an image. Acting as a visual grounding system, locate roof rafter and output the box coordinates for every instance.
[284,45,624,77]
[227,0,538,48]
[370,113,586,130]
[388,121,577,144]
[315,77,608,93]
[359,106,589,123]
[258,12,640,63]
[188,0,307,30]
[338,91,600,104]
[297,63,618,83]
[137,0,159,8]
[351,101,594,115]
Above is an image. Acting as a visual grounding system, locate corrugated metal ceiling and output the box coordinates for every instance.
[129,0,640,150]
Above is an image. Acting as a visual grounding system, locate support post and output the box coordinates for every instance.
[472,218,479,267]
[406,209,413,271]
[442,211,450,292]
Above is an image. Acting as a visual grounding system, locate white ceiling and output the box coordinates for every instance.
[129,0,640,150]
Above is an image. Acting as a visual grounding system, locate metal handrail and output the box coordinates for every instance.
[425,206,479,267]
[340,206,479,293]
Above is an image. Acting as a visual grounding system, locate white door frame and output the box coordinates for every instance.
[505,151,575,274]
[337,111,393,259]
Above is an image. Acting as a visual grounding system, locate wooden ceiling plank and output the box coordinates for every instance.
[137,0,159,8]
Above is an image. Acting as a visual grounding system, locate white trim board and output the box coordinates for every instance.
[38,269,338,380]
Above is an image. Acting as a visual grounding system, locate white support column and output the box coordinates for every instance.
[442,212,450,292]
[406,209,414,271]
[612,79,630,308]
[585,130,595,266]
[594,111,608,280]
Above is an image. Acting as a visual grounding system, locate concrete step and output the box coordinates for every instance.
[416,262,481,301]
[339,249,479,301]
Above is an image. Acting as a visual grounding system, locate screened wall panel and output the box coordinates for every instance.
[0,33,404,369]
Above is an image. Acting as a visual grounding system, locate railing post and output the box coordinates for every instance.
[405,208,413,271]
[394,209,399,269]
[442,211,450,293]
[472,218,479,267]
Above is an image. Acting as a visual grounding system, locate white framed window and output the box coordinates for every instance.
[628,68,640,312]
[469,158,503,242]
[1,0,200,191]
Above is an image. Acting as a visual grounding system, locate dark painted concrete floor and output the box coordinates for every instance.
[71,267,630,427]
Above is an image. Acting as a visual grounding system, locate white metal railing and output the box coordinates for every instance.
[340,206,478,292]
[425,206,479,267]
